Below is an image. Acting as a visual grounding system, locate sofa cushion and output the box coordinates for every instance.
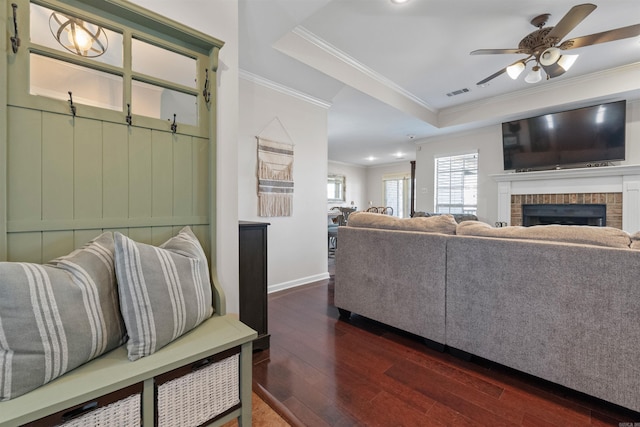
[347,211,458,235]
[114,227,213,361]
[456,221,631,249]
[0,232,125,401]
[631,232,640,250]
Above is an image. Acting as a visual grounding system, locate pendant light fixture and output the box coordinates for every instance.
[49,11,108,57]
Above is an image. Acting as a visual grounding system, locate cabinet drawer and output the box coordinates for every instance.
[24,383,142,427]
[155,347,241,427]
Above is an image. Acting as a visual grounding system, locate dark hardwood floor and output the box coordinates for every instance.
[252,259,640,426]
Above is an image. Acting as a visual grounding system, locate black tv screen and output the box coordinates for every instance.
[502,100,626,171]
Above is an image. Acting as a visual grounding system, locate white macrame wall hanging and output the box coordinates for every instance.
[256,118,294,217]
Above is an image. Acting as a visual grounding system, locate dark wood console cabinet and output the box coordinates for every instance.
[238,221,270,351]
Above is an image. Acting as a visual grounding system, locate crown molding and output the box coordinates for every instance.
[239,69,332,109]
[291,26,435,112]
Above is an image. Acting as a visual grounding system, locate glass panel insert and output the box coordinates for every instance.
[132,80,197,126]
[30,2,123,67]
[30,54,123,111]
[132,38,197,88]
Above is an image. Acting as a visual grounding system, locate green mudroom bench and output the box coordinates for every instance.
[0,228,256,426]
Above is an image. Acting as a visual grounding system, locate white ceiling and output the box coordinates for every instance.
[238,0,640,166]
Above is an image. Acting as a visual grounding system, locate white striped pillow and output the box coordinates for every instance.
[0,232,125,401]
[114,227,213,361]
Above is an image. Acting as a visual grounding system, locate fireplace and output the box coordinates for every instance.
[522,204,606,227]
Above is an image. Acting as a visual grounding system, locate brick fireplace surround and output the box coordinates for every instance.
[510,193,622,229]
[491,165,640,234]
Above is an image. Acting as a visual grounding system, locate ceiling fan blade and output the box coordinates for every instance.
[476,68,507,85]
[560,24,640,49]
[471,48,524,55]
[545,3,597,43]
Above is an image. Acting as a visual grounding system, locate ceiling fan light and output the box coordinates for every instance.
[506,62,525,79]
[524,66,542,84]
[557,54,579,71]
[540,47,561,66]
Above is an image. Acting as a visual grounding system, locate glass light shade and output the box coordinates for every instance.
[506,62,525,79]
[540,47,561,66]
[67,25,93,52]
[524,66,542,83]
[557,54,578,71]
[390,0,410,3]
[49,12,108,57]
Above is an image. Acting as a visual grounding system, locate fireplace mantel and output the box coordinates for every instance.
[491,164,640,233]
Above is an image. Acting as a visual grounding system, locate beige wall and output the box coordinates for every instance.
[239,78,329,293]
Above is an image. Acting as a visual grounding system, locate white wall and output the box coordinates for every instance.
[130,0,241,314]
[327,161,366,210]
[239,79,329,293]
[415,98,640,226]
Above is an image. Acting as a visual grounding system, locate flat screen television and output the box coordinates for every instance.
[502,100,626,171]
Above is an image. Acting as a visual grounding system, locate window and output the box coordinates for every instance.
[383,173,410,218]
[12,0,211,136]
[435,152,478,214]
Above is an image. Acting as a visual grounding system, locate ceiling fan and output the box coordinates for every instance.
[471,3,640,85]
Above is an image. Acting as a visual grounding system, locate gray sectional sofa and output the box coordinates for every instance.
[335,212,640,413]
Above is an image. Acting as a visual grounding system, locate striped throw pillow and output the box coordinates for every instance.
[114,227,213,361]
[0,232,125,401]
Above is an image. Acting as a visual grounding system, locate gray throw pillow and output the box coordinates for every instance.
[631,232,640,250]
[0,232,125,401]
[114,227,213,361]
[456,220,632,249]
[347,211,458,235]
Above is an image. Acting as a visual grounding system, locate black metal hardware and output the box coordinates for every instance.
[62,401,98,421]
[170,114,177,133]
[203,68,211,104]
[68,91,76,116]
[126,103,132,125]
[10,3,20,53]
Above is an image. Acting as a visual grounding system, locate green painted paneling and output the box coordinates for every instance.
[152,131,174,218]
[42,231,75,262]
[151,226,174,246]
[7,108,42,222]
[42,113,74,221]
[103,122,129,219]
[129,127,152,219]
[193,138,209,217]
[7,232,42,263]
[129,227,152,244]
[173,134,193,218]
[74,229,101,248]
[74,118,104,219]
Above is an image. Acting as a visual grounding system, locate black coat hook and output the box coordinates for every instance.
[126,103,132,125]
[202,69,211,104]
[68,91,76,116]
[11,3,20,54]
[170,114,177,134]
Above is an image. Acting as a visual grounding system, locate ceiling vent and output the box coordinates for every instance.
[446,88,470,97]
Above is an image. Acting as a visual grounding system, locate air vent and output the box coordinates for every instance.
[446,88,470,97]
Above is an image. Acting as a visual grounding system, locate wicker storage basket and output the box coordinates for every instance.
[156,350,240,427]
[27,384,142,427]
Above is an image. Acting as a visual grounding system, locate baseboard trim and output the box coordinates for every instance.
[268,272,330,294]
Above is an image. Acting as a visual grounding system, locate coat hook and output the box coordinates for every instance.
[10,3,20,54]
[68,91,76,116]
[202,69,211,104]
[170,114,177,134]
[126,103,132,125]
